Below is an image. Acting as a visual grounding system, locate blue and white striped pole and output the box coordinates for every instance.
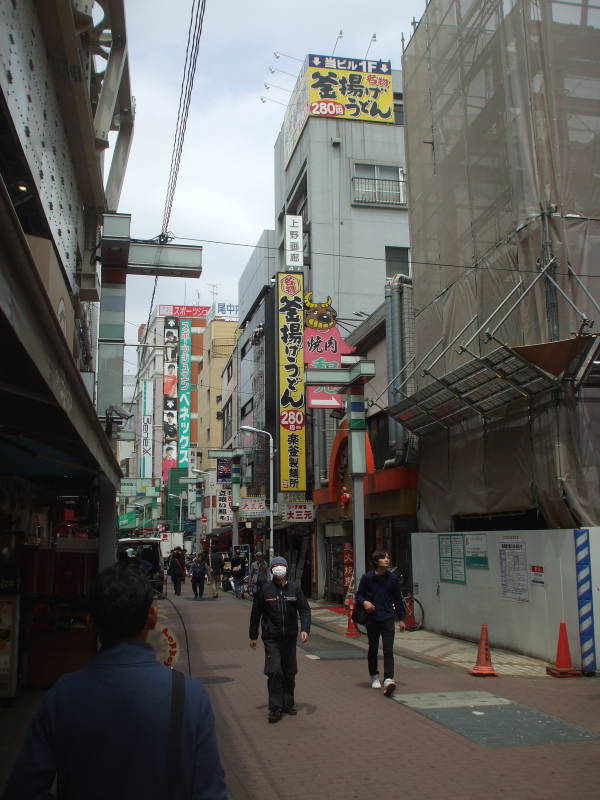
[574,528,596,675]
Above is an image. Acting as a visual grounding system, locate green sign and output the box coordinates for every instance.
[465,533,489,568]
[439,534,466,583]
[118,511,137,529]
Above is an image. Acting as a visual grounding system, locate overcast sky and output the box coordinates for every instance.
[118,0,426,370]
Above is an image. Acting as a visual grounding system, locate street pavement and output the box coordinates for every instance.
[158,589,600,800]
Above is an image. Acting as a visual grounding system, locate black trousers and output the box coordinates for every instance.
[191,577,205,598]
[366,618,396,680]
[263,638,298,712]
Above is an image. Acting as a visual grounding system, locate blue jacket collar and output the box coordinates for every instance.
[92,640,158,666]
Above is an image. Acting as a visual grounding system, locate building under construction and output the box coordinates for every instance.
[395,0,600,532]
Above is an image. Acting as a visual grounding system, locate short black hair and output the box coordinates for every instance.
[166,412,174,419]
[89,562,154,644]
[371,550,390,566]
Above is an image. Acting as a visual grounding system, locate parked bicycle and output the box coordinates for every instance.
[402,591,424,631]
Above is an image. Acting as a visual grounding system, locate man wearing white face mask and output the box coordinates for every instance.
[249,556,311,723]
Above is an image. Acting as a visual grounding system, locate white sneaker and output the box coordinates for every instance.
[371,675,382,689]
[383,678,396,696]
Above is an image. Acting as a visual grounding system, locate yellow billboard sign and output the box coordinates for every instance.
[284,54,394,164]
[277,273,306,492]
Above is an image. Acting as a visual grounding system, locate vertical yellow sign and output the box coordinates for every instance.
[277,272,306,491]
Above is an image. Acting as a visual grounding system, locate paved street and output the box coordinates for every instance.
[157,589,600,800]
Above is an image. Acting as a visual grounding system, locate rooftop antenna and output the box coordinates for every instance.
[332,29,343,55]
[411,17,419,31]
[273,50,303,62]
[401,32,405,53]
[365,33,376,59]
[207,283,218,310]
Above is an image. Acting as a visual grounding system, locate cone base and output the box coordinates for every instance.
[546,666,582,678]
[470,666,498,676]
[345,630,361,638]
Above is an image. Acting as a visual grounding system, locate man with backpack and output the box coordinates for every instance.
[355,550,406,697]
[190,552,209,600]
[167,546,186,596]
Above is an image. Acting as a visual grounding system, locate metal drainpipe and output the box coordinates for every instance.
[317,409,328,486]
[385,275,409,467]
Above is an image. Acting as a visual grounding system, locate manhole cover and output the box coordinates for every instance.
[300,633,364,660]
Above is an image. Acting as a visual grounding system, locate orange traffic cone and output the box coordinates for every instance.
[470,623,498,676]
[546,622,582,677]
[345,601,361,638]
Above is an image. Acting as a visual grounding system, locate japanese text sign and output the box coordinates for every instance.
[277,273,306,492]
[285,215,304,269]
[177,319,192,467]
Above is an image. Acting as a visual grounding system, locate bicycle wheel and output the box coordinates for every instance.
[405,595,424,630]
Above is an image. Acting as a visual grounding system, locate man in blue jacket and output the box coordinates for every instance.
[2,562,227,800]
[356,550,406,697]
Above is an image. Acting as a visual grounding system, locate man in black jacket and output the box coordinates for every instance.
[249,556,311,723]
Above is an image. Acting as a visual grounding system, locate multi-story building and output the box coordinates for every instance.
[396,0,600,664]
[231,54,415,597]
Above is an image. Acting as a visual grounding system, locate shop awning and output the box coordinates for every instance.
[389,336,598,437]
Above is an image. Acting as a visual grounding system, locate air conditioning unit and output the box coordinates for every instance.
[216,411,223,420]
[216,395,222,402]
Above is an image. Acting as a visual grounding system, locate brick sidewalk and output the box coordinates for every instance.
[162,591,600,800]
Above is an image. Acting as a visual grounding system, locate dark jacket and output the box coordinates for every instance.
[356,570,406,623]
[249,579,311,641]
[191,560,208,580]
[1,641,227,800]
[210,552,223,577]
[168,552,186,577]
[230,556,245,579]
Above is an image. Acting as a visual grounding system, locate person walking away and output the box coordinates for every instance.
[2,561,227,799]
[249,551,269,596]
[356,550,406,696]
[191,553,209,600]
[230,547,246,599]
[249,556,311,723]
[209,550,223,598]
[167,546,186,596]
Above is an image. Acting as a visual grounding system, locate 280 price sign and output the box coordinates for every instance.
[280,410,305,431]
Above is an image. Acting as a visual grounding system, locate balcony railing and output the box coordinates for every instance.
[352,177,407,207]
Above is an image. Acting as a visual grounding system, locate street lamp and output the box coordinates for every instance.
[168,492,185,529]
[240,425,274,562]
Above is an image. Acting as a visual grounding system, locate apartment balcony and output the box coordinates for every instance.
[352,177,407,207]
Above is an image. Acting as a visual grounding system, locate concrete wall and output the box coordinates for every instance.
[411,528,600,668]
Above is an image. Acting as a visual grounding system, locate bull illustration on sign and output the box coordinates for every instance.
[304,292,337,330]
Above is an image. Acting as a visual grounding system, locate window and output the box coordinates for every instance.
[385,246,410,278]
[226,359,233,382]
[240,397,253,419]
[353,164,407,206]
[393,92,404,125]
[222,397,233,442]
[241,340,250,359]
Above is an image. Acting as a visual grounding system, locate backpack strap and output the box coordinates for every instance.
[168,669,185,798]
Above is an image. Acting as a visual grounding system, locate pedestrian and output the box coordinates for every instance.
[230,547,246,599]
[249,556,311,723]
[190,552,209,600]
[167,546,186,596]
[355,550,406,697]
[209,550,223,598]
[1,562,227,799]
[248,551,269,596]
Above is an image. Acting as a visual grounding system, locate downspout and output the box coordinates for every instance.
[384,275,410,467]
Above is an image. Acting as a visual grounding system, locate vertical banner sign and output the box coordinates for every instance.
[162,317,178,482]
[141,380,154,477]
[178,319,192,467]
[277,272,306,491]
[574,528,596,674]
[285,215,304,269]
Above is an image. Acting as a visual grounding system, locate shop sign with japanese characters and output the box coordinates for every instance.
[217,488,233,523]
[283,53,393,164]
[239,497,267,518]
[177,319,192,467]
[159,305,210,318]
[285,215,303,269]
[277,272,306,492]
[284,502,314,522]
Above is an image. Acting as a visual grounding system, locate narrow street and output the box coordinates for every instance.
[158,590,600,800]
